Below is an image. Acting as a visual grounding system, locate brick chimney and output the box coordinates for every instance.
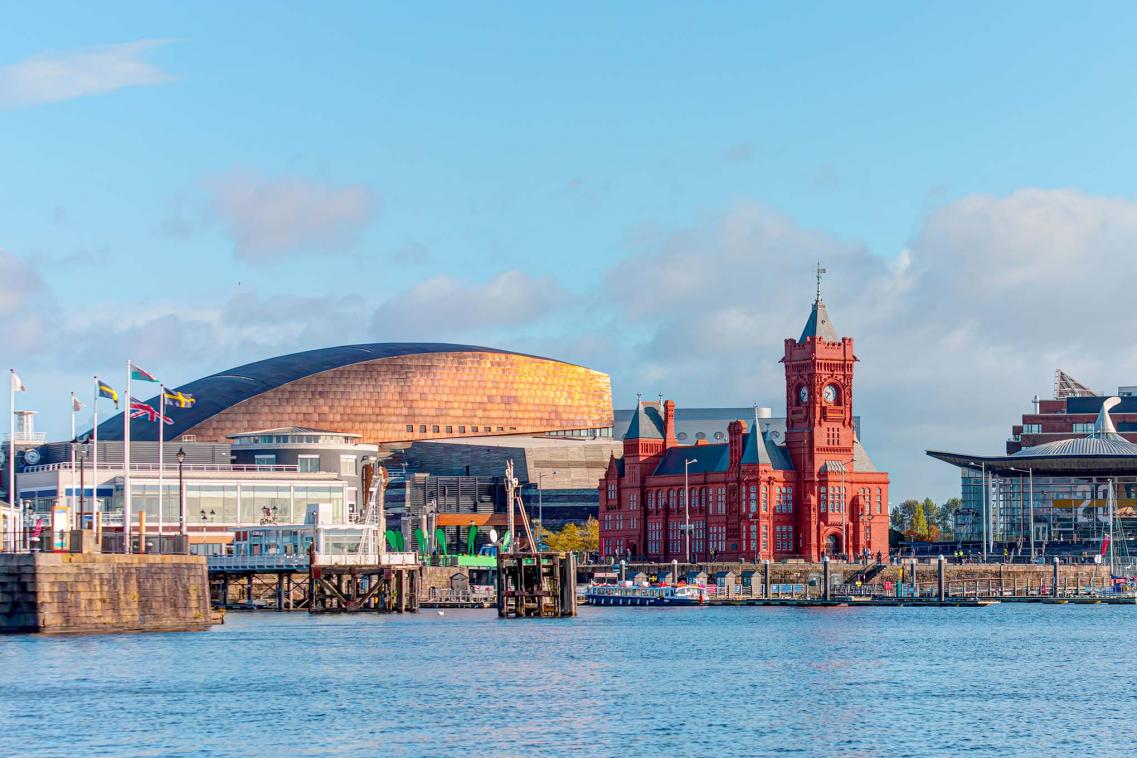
[663,399,677,448]
[728,419,746,468]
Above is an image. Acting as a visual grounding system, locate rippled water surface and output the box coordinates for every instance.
[2,604,1136,756]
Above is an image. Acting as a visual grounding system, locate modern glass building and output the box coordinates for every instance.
[929,397,1137,564]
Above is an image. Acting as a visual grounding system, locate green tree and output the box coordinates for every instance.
[542,518,600,555]
[890,499,920,533]
[581,518,599,553]
[910,500,929,540]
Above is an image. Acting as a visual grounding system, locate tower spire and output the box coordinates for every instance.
[815,261,827,304]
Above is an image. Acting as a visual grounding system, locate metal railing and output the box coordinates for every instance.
[209,553,310,572]
[22,462,301,474]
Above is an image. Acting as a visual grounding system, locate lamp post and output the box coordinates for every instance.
[176,448,186,538]
[78,440,89,529]
[1009,466,1035,561]
[537,470,557,549]
[966,460,988,561]
[684,458,696,564]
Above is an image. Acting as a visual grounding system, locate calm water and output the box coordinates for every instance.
[2,605,1135,757]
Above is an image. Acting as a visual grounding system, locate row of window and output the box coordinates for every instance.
[745,523,769,553]
[253,454,357,475]
[644,520,792,555]
[643,487,729,515]
[406,424,514,435]
[601,513,638,531]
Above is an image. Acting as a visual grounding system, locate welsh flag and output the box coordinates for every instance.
[130,364,158,383]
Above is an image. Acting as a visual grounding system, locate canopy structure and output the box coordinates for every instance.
[928,396,1137,476]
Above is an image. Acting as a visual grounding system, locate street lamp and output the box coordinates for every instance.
[1009,466,1035,561]
[684,458,696,564]
[78,439,90,529]
[966,460,989,561]
[199,508,215,536]
[538,470,557,550]
[176,448,186,539]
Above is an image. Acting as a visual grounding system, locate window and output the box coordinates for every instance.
[254,454,276,470]
[607,483,617,503]
[648,522,662,554]
[629,492,638,511]
[669,490,677,510]
[459,426,466,433]
[497,427,504,431]
[820,485,828,512]
[875,489,882,515]
[405,424,413,433]
[432,425,440,433]
[471,426,479,433]
[339,456,356,476]
[748,485,757,514]
[708,525,726,553]
[1073,423,1094,434]
[298,455,320,473]
[669,522,681,554]
[761,524,769,551]
[689,488,697,511]
[761,486,769,512]
[419,425,427,434]
[865,525,871,544]
[445,426,453,434]
[776,525,793,552]
[1023,423,1042,434]
[716,487,726,515]
[677,432,688,441]
[776,486,793,513]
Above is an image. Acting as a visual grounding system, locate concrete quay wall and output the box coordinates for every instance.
[0,553,212,634]
[591,561,1111,587]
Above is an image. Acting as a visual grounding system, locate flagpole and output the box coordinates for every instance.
[92,377,99,535]
[70,394,77,532]
[124,361,132,554]
[8,370,15,552]
[158,387,166,542]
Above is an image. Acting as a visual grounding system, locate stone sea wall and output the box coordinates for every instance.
[0,553,212,634]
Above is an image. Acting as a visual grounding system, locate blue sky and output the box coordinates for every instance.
[5,3,1137,501]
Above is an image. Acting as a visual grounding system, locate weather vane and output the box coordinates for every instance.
[815,261,827,302]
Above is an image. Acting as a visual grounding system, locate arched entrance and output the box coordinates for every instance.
[825,533,841,556]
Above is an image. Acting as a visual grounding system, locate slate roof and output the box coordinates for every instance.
[653,443,728,475]
[799,298,839,343]
[1011,435,1137,458]
[624,401,665,440]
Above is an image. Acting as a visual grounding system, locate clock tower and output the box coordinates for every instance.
[782,265,858,560]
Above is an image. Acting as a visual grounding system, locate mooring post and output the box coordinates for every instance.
[763,559,771,599]
[1052,557,1060,598]
[822,555,830,601]
[276,574,284,611]
[672,559,678,585]
[619,559,626,583]
[937,555,945,602]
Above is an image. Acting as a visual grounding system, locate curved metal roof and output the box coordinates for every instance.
[1011,434,1137,458]
[93,342,572,442]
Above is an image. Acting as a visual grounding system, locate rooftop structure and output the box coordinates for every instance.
[90,342,613,445]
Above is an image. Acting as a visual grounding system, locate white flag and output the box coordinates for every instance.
[71,393,83,412]
[10,371,26,393]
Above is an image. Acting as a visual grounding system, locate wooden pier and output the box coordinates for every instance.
[496,552,577,618]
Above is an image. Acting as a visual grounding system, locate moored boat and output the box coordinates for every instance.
[584,583,708,607]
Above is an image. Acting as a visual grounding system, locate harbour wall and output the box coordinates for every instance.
[0,553,212,634]
[588,561,1111,587]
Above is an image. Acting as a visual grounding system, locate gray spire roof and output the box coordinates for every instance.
[799,298,839,343]
[624,401,664,440]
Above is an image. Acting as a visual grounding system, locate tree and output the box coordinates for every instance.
[543,518,600,555]
[909,500,929,541]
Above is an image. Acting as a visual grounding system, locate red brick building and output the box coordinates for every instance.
[1006,371,1137,453]
[599,289,890,562]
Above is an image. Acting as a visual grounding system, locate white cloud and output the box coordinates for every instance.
[0,39,174,108]
[208,171,377,262]
[598,191,1137,502]
[372,271,567,338]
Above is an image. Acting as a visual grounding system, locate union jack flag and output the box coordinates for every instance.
[130,397,172,425]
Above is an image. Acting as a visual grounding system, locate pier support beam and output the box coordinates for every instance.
[763,560,771,599]
[1053,557,1060,598]
[937,555,945,602]
[822,556,830,601]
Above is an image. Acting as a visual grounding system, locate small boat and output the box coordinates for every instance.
[584,582,708,607]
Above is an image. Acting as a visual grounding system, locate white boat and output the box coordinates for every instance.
[584,582,708,607]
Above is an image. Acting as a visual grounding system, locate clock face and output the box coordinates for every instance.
[823,384,838,404]
[798,386,808,404]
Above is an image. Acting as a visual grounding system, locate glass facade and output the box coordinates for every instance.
[27,478,346,526]
[958,468,1137,550]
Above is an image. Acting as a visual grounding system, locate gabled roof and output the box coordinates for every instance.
[799,298,839,343]
[740,424,795,471]
[624,401,665,440]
